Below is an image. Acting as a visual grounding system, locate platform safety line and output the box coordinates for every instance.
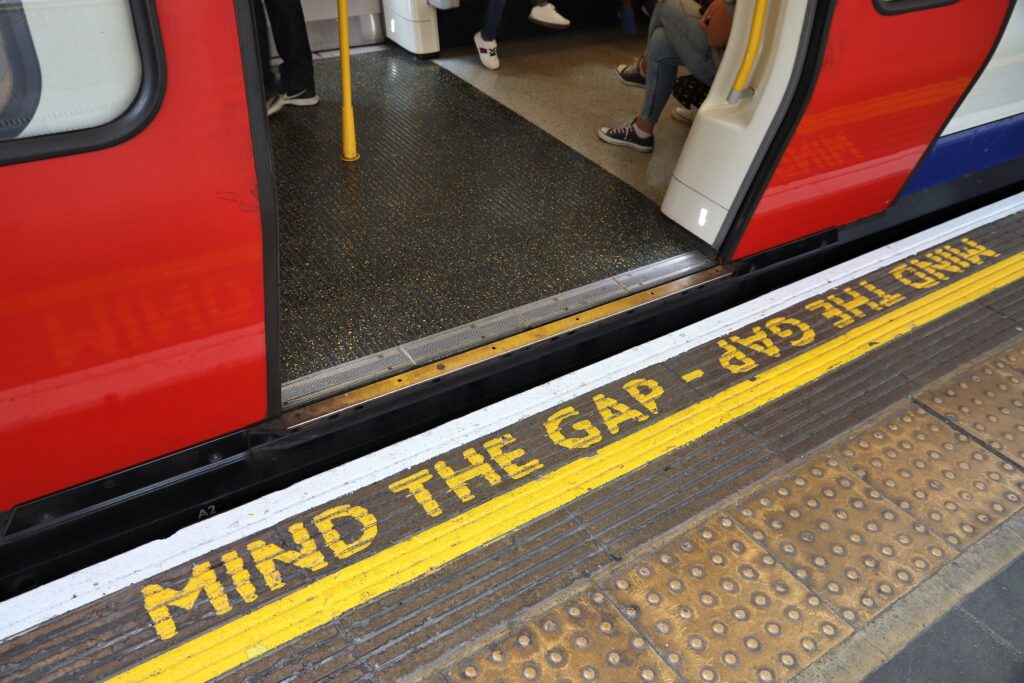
[110,252,1024,683]
[7,197,1014,644]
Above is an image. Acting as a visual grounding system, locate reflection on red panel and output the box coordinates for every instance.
[0,1,268,509]
[733,0,1010,260]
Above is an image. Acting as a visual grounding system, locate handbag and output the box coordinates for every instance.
[672,75,710,110]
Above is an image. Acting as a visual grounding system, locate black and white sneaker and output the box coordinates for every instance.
[616,58,646,88]
[474,31,500,70]
[282,89,320,106]
[266,94,284,116]
[598,120,653,152]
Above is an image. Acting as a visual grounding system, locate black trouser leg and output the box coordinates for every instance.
[252,0,277,95]
[263,0,315,94]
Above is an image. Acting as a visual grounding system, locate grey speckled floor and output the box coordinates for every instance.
[434,29,693,204]
[273,48,696,381]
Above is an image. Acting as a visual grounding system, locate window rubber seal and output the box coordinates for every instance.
[0,0,166,167]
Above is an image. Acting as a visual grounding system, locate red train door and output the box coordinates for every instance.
[730,0,1013,259]
[0,0,276,510]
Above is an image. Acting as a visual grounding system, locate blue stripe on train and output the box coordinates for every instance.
[902,112,1024,196]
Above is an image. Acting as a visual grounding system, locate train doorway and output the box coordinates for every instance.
[270,3,722,408]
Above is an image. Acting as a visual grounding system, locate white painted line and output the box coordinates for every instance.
[1,192,1021,642]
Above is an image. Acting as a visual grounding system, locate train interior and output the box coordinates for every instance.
[270,0,805,408]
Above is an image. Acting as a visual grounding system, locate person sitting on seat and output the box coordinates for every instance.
[474,0,571,70]
[599,0,733,152]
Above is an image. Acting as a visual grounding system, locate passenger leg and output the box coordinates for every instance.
[651,0,717,86]
[263,0,318,104]
[475,0,506,70]
[616,0,667,89]
[480,0,507,41]
[638,26,682,125]
[475,0,569,71]
[647,0,665,37]
[619,0,638,35]
[252,0,284,116]
[598,25,680,151]
[528,1,571,30]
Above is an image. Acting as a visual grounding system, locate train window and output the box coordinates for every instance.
[0,0,164,165]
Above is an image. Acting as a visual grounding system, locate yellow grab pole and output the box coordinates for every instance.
[727,0,767,104]
[337,0,359,161]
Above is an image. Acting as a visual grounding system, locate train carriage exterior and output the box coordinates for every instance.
[1,0,1022,595]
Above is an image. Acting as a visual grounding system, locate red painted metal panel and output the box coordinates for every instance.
[0,1,268,509]
[733,0,1010,259]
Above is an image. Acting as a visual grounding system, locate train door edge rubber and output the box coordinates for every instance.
[235,0,283,418]
[717,1,836,262]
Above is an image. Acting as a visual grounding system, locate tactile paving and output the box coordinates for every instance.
[603,515,850,683]
[731,458,955,627]
[835,402,1024,549]
[918,358,1024,468]
[446,589,675,682]
[1000,340,1024,373]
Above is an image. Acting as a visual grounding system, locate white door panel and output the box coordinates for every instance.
[661,1,811,247]
[943,1,1024,135]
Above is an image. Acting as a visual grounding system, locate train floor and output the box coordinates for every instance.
[1,200,1023,681]
[274,32,708,405]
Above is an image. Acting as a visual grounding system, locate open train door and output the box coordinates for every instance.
[661,0,1016,260]
[0,0,278,515]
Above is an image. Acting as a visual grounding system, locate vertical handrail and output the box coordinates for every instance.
[727,0,767,104]
[337,0,359,161]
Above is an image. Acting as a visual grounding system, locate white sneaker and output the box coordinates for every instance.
[474,31,500,70]
[671,106,698,125]
[281,89,320,107]
[529,3,570,29]
[266,94,284,117]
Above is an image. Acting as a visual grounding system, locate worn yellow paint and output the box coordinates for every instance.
[283,268,730,429]
[109,252,1024,682]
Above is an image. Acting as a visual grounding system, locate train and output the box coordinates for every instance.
[1,0,1022,595]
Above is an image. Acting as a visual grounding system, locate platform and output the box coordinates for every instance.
[1,198,1023,682]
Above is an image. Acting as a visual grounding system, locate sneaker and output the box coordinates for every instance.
[474,31,500,70]
[618,8,638,35]
[266,94,284,116]
[598,120,653,152]
[671,106,697,124]
[528,3,570,29]
[616,58,645,88]
[282,89,320,106]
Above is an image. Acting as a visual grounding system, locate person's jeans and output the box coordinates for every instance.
[640,0,717,124]
[481,0,548,41]
[260,0,315,94]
